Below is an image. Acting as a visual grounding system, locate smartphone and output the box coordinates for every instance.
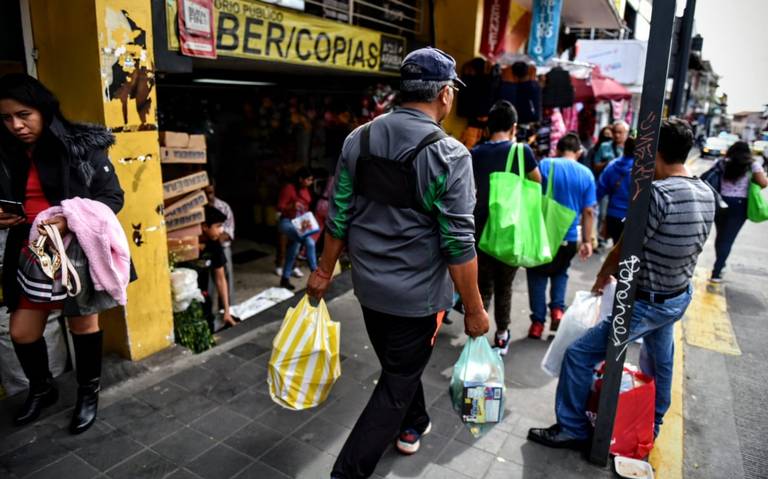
[0,200,26,218]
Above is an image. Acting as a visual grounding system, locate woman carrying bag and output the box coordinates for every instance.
[276,167,318,290]
[702,141,768,282]
[0,74,125,434]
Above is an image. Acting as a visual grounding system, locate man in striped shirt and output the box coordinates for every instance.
[528,118,715,449]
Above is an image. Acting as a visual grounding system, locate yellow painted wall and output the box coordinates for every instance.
[30,0,174,360]
[433,0,483,137]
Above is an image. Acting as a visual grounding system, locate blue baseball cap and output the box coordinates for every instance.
[400,47,466,88]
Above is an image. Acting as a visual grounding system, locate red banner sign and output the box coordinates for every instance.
[480,0,511,60]
[178,0,216,59]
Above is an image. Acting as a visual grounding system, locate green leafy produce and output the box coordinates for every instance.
[173,301,215,353]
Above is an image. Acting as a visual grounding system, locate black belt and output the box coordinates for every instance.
[635,286,688,304]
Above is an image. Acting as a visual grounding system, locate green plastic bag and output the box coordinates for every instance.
[541,161,578,256]
[478,144,552,267]
[450,337,505,438]
[747,181,768,222]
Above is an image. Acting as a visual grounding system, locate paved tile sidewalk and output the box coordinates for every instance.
[0,256,619,478]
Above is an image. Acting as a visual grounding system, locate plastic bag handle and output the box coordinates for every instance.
[504,143,525,176]
[43,224,81,297]
[545,161,556,200]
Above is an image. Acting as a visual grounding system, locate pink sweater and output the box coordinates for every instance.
[30,198,131,305]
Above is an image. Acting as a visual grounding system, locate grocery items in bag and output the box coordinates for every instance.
[268,295,340,410]
[170,268,205,313]
[587,362,656,459]
[541,281,616,377]
[450,337,505,437]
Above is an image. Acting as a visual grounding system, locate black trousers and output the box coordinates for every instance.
[605,215,625,245]
[331,307,441,479]
[477,251,518,332]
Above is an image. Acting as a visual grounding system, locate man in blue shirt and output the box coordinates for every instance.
[596,137,636,243]
[526,133,596,339]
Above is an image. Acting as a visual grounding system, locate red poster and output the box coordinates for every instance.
[479,0,510,60]
[178,0,216,59]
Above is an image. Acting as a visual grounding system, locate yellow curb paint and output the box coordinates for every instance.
[683,269,742,355]
[649,322,684,479]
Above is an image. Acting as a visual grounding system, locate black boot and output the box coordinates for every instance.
[69,331,103,435]
[12,338,59,426]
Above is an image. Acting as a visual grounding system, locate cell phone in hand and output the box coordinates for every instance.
[0,200,26,218]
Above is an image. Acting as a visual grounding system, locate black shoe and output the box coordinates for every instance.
[12,338,58,427]
[69,331,103,435]
[70,380,100,434]
[14,381,59,426]
[527,424,588,451]
[280,277,296,291]
[442,316,454,325]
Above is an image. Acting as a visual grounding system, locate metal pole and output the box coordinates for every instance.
[670,0,697,116]
[588,0,677,466]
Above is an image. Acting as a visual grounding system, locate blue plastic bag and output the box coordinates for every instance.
[449,337,506,437]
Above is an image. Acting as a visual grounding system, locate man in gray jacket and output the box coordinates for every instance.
[308,47,489,479]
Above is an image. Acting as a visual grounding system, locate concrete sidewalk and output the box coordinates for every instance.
[0,248,625,479]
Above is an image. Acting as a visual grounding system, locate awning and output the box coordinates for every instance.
[513,0,624,29]
[572,67,632,102]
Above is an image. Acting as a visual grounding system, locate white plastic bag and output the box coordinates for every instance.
[541,282,616,377]
[450,337,505,438]
[170,268,205,313]
[291,212,320,238]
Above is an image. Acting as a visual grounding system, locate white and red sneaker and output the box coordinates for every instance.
[396,422,432,455]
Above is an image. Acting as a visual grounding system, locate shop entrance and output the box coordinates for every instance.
[156,68,397,307]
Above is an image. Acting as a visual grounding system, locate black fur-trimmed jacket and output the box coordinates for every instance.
[0,117,123,212]
[0,118,124,310]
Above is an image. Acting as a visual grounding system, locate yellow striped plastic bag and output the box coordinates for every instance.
[267,295,341,410]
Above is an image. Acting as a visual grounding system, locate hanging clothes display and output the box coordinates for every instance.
[548,108,566,156]
[542,67,574,108]
[561,106,579,132]
[457,58,501,119]
[498,80,542,124]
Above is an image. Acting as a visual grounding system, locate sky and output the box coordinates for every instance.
[694,0,768,113]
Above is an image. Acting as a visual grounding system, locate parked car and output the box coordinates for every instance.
[752,140,768,156]
[702,137,728,157]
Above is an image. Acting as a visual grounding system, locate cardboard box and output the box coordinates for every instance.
[166,208,205,232]
[168,236,200,262]
[165,190,208,221]
[160,147,207,164]
[167,223,202,240]
[187,134,206,149]
[159,131,190,148]
[163,171,209,199]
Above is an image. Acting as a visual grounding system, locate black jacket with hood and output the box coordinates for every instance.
[0,118,124,310]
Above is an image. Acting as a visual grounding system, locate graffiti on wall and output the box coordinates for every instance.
[101,6,157,131]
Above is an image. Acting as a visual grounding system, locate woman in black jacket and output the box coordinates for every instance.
[0,74,124,434]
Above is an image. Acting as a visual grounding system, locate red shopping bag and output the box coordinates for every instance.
[586,362,655,459]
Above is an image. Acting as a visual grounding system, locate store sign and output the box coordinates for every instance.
[167,0,405,74]
[527,0,563,66]
[575,40,648,86]
[178,0,217,59]
[479,0,510,60]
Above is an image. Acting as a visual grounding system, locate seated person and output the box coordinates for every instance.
[181,205,237,331]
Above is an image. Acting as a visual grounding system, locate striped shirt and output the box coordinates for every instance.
[637,177,715,292]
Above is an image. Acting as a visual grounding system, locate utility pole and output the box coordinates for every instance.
[670,0,697,116]
[589,0,677,466]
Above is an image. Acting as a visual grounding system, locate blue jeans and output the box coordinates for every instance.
[527,242,578,324]
[555,285,693,439]
[278,218,317,279]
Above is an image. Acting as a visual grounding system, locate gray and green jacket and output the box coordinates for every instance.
[326,108,476,317]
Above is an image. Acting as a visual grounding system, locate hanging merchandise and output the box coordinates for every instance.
[480,0,511,60]
[535,115,552,159]
[528,0,564,66]
[548,108,566,156]
[458,58,501,119]
[542,66,575,108]
[498,62,542,125]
